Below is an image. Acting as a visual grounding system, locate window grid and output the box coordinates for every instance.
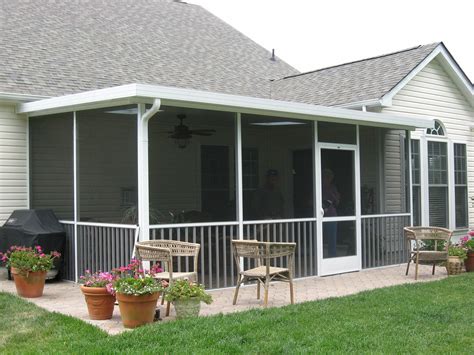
[428,141,448,228]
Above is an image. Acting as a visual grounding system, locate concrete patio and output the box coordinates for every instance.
[0,264,447,335]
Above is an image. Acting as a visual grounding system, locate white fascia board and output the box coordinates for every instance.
[135,84,432,129]
[334,98,383,109]
[18,83,433,129]
[382,45,474,107]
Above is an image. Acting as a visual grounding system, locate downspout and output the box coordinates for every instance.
[137,99,161,242]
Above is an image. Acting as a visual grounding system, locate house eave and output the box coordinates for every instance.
[0,91,51,105]
[17,83,434,130]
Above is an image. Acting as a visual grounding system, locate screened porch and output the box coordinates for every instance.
[29,103,413,288]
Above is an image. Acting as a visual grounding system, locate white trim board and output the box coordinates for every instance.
[381,44,474,108]
[17,83,433,130]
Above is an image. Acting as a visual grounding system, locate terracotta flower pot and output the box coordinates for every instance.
[80,285,116,320]
[173,297,201,319]
[116,292,160,328]
[11,267,47,298]
[465,252,474,272]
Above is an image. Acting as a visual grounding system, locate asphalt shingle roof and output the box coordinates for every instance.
[0,0,298,98]
[270,43,440,106]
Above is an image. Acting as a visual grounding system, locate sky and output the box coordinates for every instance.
[190,0,474,81]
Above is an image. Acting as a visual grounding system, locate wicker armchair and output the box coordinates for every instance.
[135,240,200,316]
[231,240,296,307]
[404,227,452,280]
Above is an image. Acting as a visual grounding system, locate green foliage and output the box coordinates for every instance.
[448,245,467,260]
[1,274,474,353]
[464,239,474,252]
[164,279,213,304]
[113,276,163,296]
[420,239,446,251]
[0,246,60,274]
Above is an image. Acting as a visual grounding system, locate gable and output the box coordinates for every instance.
[383,58,474,140]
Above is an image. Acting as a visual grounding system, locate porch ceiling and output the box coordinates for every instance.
[18,83,434,130]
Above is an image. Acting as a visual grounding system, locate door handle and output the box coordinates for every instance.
[320,208,325,218]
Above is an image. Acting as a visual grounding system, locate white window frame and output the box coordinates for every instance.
[417,122,468,231]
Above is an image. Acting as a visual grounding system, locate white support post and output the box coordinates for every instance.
[235,113,244,270]
[313,121,323,276]
[137,100,161,243]
[235,112,243,239]
[407,131,414,226]
[355,125,362,270]
[73,111,79,282]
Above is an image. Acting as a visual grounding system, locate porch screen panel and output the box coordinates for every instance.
[30,113,74,220]
[359,126,408,215]
[411,140,421,226]
[241,115,314,220]
[77,106,137,224]
[149,107,236,224]
[428,141,448,228]
[454,143,468,228]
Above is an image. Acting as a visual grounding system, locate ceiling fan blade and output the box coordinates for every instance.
[191,132,213,136]
[190,129,216,134]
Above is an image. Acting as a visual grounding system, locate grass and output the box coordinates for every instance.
[1,273,473,354]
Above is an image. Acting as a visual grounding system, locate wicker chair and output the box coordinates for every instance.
[231,240,296,307]
[404,227,452,280]
[135,240,200,316]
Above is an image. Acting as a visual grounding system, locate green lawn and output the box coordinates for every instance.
[1,274,473,354]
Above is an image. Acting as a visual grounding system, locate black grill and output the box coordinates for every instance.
[0,209,66,279]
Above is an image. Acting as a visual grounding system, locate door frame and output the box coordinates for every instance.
[315,140,362,276]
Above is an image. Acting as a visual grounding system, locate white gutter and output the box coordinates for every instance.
[137,99,161,242]
[18,83,434,129]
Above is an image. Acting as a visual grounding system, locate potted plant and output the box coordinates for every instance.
[79,270,117,320]
[446,244,467,275]
[0,246,60,298]
[460,232,474,272]
[165,279,213,319]
[112,259,164,328]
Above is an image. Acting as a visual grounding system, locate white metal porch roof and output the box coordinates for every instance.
[18,83,434,130]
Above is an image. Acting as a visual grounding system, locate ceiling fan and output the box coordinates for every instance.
[165,114,216,148]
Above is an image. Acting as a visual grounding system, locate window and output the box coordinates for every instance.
[426,120,445,136]
[454,143,468,228]
[428,141,448,227]
[411,140,421,226]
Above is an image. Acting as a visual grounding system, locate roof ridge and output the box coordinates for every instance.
[279,42,441,81]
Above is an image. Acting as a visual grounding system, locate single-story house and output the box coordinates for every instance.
[0,0,473,287]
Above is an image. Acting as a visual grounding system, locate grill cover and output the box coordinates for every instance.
[0,209,66,275]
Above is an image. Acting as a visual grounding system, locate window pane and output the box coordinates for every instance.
[428,141,447,185]
[411,140,420,185]
[454,143,468,228]
[429,187,448,228]
[413,186,421,226]
[455,186,468,228]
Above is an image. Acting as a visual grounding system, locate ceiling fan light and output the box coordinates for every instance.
[175,137,190,149]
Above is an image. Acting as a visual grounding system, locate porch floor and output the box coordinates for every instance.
[0,264,447,335]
